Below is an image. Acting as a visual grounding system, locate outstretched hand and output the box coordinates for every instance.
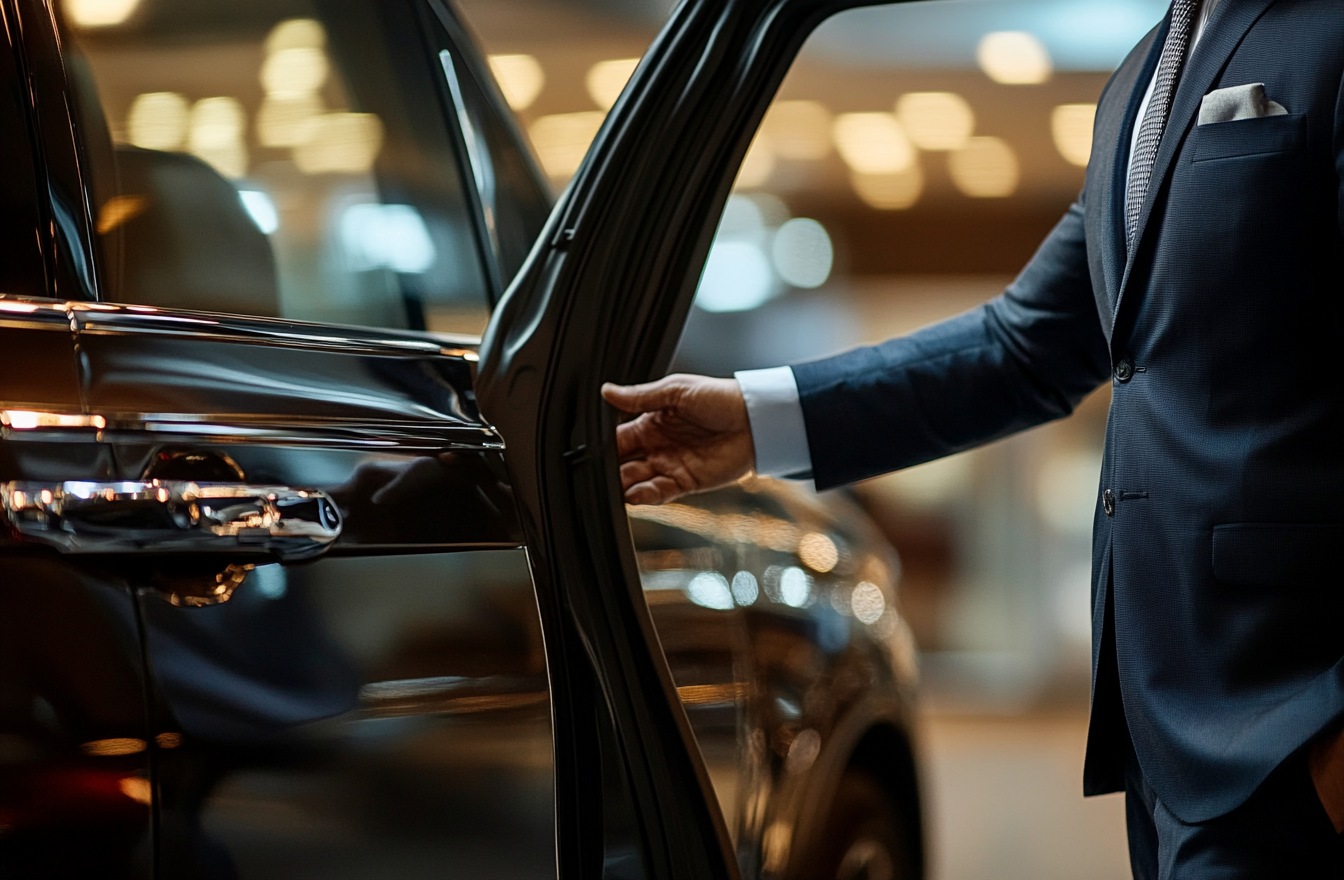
[601,374,755,505]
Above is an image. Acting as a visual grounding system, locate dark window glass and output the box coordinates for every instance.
[58,0,493,335]
[431,22,552,289]
[0,12,47,299]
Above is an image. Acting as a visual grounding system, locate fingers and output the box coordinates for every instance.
[601,377,685,415]
[624,474,685,506]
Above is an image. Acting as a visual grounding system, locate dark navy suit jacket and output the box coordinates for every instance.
[793,0,1344,822]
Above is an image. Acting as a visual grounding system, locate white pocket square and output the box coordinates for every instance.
[1198,83,1288,125]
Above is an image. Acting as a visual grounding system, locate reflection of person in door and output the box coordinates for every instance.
[605,0,1344,873]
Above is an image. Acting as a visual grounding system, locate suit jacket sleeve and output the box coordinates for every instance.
[792,199,1111,490]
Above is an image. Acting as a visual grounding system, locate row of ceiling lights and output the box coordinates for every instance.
[489,42,1093,208]
[123,20,383,181]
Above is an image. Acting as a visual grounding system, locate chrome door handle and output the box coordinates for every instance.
[3,481,341,561]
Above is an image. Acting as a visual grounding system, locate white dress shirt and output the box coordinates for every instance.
[736,0,1220,479]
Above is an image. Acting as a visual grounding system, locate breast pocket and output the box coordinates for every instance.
[1191,113,1307,162]
[1211,522,1343,587]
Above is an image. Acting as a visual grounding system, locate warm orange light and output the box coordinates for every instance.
[155,732,183,749]
[81,738,147,756]
[2,411,106,430]
[119,777,153,805]
[799,532,839,573]
[39,490,53,505]
[0,301,39,314]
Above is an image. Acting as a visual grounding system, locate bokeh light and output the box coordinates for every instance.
[256,94,323,147]
[896,92,974,151]
[128,92,189,151]
[949,135,1019,197]
[1052,103,1096,167]
[772,219,833,289]
[529,111,605,180]
[762,100,834,160]
[188,97,248,179]
[799,532,840,572]
[833,112,916,175]
[780,567,813,608]
[586,58,640,111]
[850,581,886,625]
[293,112,384,174]
[732,571,760,606]
[977,31,1053,84]
[66,0,140,27]
[736,134,777,189]
[687,571,735,610]
[489,54,545,110]
[850,165,923,210]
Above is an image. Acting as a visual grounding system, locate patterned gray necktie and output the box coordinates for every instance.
[1125,0,1199,248]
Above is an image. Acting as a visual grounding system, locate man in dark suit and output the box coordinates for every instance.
[603,0,1344,873]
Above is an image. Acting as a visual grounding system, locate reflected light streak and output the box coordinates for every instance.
[82,738,147,756]
[119,777,153,805]
[677,682,749,706]
[98,195,150,235]
[0,301,39,313]
[2,411,106,430]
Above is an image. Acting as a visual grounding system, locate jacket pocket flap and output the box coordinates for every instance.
[1191,112,1306,162]
[1212,523,1344,587]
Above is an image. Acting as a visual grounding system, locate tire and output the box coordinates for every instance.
[802,770,916,880]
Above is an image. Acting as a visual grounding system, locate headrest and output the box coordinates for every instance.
[105,146,280,317]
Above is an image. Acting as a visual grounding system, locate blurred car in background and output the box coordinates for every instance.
[0,0,921,878]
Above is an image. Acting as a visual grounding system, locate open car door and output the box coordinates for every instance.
[474,1,891,878]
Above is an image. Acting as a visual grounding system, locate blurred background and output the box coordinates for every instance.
[449,0,1150,876]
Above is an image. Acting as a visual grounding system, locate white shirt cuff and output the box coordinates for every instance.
[734,366,813,480]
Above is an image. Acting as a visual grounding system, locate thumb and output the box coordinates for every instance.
[601,378,684,415]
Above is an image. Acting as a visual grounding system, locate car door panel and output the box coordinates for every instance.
[8,1,560,877]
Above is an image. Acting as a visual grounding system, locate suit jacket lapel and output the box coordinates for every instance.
[1116,0,1279,311]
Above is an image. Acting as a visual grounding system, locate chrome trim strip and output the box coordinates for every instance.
[2,415,502,450]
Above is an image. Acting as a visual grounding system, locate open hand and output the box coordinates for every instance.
[601,374,755,505]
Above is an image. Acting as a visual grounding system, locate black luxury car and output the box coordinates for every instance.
[0,1,922,878]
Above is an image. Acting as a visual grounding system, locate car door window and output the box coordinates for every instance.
[60,0,494,335]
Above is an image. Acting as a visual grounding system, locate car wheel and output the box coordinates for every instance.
[804,770,916,880]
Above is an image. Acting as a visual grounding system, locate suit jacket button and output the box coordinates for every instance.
[1114,359,1134,382]
[1103,488,1115,516]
